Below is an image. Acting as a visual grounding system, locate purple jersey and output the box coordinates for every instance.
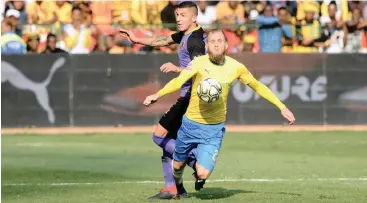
[171,26,206,98]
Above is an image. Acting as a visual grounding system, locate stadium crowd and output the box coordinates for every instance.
[2,0,367,54]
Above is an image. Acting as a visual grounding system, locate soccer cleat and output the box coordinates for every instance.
[148,186,177,200]
[172,183,188,200]
[192,172,206,191]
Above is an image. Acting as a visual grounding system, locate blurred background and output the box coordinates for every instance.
[2,0,367,54]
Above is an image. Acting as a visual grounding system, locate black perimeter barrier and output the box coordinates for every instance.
[2,54,367,127]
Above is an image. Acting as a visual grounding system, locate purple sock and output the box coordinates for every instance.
[152,134,176,155]
[187,148,197,169]
[162,151,175,188]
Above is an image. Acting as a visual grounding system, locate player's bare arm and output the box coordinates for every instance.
[118,28,174,47]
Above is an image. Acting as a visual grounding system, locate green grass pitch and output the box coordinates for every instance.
[2,131,367,203]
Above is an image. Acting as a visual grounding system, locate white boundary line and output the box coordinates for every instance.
[3,178,367,187]
[2,125,367,134]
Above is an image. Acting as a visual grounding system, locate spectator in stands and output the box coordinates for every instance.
[348,1,364,15]
[243,35,256,52]
[63,7,92,54]
[244,1,265,21]
[72,1,92,27]
[112,1,132,25]
[1,18,26,54]
[51,1,73,37]
[72,1,91,15]
[256,4,292,52]
[270,0,298,17]
[5,9,21,36]
[216,1,246,53]
[320,0,349,23]
[197,0,217,30]
[319,18,344,53]
[161,0,178,30]
[41,34,66,53]
[55,0,73,24]
[109,35,134,54]
[104,34,114,52]
[320,2,344,29]
[278,7,294,52]
[90,1,114,35]
[343,8,367,53]
[294,3,321,52]
[26,33,40,53]
[26,0,57,24]
[4,1,27,37]
[216,1,245,26]
[296,1,320,21]
[130,1,167,25]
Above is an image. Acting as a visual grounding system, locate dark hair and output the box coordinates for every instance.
[47,33,56,41]
[329,1,337,7]
[177,1,198,15]
[207,29,228,42]
[278,7,288,12]
[72,6,82,13]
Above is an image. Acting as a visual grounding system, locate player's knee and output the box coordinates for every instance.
[154,124,168,137]
[173,160,185,171]
[196,165,211,179]
[197,169,210,179]
[152,124,168,146]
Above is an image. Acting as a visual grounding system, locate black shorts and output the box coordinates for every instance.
[159,97,190,139]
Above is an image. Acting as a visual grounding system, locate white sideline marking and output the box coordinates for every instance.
[16,142,97,147]
[3,178,367,187]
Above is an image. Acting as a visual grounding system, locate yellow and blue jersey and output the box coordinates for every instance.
[1,32,26,54]
[158,54,286,124]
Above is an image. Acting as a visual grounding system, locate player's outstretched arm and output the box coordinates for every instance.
[118,28,174,47]
[238,66,295,125]
[143,62,198,106]
[247,80,296,125]
[160,62,184,73]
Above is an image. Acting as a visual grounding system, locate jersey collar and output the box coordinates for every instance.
[185,25,201,35]
[208,54,227,66]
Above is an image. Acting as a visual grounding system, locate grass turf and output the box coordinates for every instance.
[2,131,367,203]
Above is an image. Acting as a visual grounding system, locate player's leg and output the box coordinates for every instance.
[171,116,198,199]
[172,160,187,200]
[194,124,226,191]
[152,97,189,156]
[149,98,191,199]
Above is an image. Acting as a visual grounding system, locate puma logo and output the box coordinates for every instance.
[1,57,66,124]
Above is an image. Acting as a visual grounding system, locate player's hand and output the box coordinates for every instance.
[160,62,181,73]
[143,93,160,107]
[281,108,295,125]
[118,28,139,44]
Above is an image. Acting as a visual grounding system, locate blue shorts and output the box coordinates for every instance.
[173,115,226,172]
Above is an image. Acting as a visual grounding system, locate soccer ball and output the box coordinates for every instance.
[197,78,222,103]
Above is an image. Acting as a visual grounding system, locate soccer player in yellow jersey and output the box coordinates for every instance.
[144,29,296,198]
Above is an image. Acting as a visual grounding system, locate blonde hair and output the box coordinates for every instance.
[207,29,228,42]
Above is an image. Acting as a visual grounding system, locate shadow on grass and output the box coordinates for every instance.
[191,187,256,200]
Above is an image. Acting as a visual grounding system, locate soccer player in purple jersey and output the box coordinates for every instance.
[118,1,206,199]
